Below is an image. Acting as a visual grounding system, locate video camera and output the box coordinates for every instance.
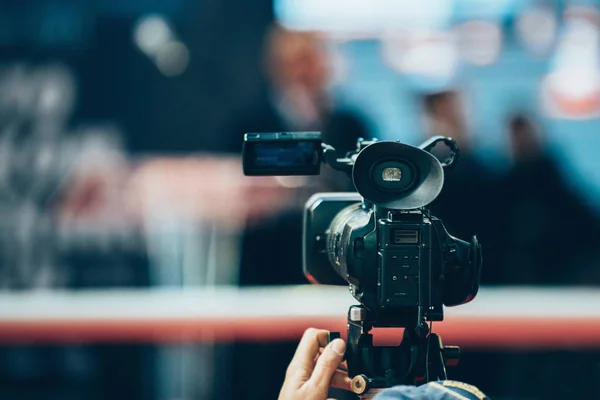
[242,132,483,395]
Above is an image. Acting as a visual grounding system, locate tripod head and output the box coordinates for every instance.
[330,305,460,398]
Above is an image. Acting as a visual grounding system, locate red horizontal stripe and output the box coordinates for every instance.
[0,316,598,349]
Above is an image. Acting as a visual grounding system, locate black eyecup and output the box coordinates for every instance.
[352,141,444,210]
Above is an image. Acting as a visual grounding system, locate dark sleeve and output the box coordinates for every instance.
[219,103,285,154]
[217,113,252,154]
[324,109,372,154]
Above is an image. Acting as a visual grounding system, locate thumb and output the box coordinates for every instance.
[308,339,346,393]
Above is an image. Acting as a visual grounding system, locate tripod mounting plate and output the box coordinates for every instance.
[330,305,460,396]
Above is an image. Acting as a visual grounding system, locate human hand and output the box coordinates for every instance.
[279,328,352,400]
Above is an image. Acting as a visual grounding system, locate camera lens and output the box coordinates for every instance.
[371,161,415,192]
[382,167,401,182]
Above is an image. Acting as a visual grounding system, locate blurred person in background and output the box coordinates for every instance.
[225,24,371,400]
[417,90,502,399]
[490,113,600,285]
[223,24,370,159]
[229,24,371,284]
[456,113,600,399]
[419,90,498,260]
[496,114,600,399]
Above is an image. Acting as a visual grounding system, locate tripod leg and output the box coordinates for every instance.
[426,334,447,382]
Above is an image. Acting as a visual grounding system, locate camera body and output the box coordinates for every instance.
[243,132,481,327]
[305,193,440,325]
[304,192,481,326]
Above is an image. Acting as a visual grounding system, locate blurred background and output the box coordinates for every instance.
[1,0,600,399]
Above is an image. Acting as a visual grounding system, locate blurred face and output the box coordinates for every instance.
[426,92,469,146]
[267,29,331,93]
[432,93,463,124]
[510,122,542,161]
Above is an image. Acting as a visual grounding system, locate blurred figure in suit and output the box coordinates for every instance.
[229,25,371,284]
[224,25,371,400]
[454,114,600,399]
[223,25,370,160]
[492,113,600,285]
[417,90,499,398]
[419,90,497,261]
